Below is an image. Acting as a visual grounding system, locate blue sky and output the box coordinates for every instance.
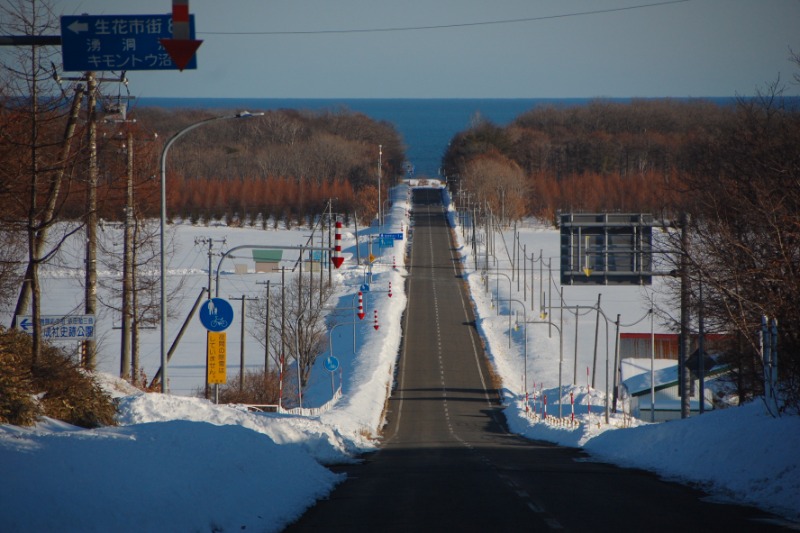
[45,0,800,98]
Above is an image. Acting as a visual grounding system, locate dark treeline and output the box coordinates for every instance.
[130,106,405,225]
[443,98,738,220]
[444,91,800,411]
[36,106,405,225]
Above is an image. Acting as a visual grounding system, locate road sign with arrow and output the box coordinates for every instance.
[60,14,197,72]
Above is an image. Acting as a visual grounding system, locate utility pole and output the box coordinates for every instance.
[120,130,134,381]
[679,212,692,419]
[591,293,602,389]
[229,294,259,391]
[197,236,225,397]
[84,71,98,370]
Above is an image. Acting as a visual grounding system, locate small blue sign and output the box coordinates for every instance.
[359,283,370,292]
[324,356,340,373]
[199,298,234,332]
[378,237,394,247]
[60,14,197,72]
[16,314,96,342]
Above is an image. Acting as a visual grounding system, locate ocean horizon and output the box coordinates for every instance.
[135,96,743,177]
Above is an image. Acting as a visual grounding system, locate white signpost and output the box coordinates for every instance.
[16,315,96,342]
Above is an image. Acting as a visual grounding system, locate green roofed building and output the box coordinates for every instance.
[252,250,283,273]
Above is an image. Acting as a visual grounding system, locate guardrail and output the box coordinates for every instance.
[243,386,343,417]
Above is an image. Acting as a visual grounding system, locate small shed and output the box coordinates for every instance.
[252,249,283,273]
[621,358,728,422]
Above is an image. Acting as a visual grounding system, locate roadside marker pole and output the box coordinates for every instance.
[388,281,393,298]
[357,292,365,320]
[570,391,575,422]
[332,219,344,268]
[374,310,379,330]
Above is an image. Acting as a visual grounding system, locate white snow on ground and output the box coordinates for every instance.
[1,183,798,531]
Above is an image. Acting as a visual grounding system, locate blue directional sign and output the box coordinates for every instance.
[380,233,404,240]
[16,314,95,342]
[323,356,340,373]
[359,283,370,292]
[60,14,197,72]
[199,298,234,332]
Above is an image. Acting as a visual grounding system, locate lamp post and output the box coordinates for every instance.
[159,111,263,393]
[526,320,564,417]
[499,298,527,394]
[377,144,383,226]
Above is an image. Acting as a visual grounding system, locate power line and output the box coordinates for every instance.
[199,0,692,36]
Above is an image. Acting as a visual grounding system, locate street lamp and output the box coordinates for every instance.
[159,111,263,393]
[377,144,382,226]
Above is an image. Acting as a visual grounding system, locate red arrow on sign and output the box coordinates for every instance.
[162,0,202,71]
[160,38,202,71]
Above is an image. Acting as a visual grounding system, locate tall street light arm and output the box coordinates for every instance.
[159,111,264,393]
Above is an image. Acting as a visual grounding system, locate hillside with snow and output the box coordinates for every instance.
[2,184,798,531]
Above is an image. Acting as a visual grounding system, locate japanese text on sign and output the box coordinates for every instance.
[16,315,95,342]
[207,331,227,385]
[60,15,197,72]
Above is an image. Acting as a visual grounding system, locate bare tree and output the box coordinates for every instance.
[0,0,87,364]
[249,273,336,396]
[676,78,800,412]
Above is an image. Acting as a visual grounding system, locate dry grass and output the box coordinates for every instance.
[0,328,117,427]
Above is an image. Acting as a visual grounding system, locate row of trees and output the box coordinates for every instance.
[1,1,405,381]
[444,72,800,412]
[443,99,735,221]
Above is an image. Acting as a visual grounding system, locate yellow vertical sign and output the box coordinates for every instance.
[207,331,227,384]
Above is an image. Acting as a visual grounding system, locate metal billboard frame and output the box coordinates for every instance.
[559,213,654,285]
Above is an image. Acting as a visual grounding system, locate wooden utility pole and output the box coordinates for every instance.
[120,130,134,380]
[229,295,259,391]
[83,72,98,369]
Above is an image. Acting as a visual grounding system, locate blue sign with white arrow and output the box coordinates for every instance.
[60,14,197,72]
[16,314,95,341]
[199,298,234,332]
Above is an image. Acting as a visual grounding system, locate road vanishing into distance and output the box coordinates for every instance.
[287,188,788,532]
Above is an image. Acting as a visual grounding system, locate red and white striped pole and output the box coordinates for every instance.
[570,391,575,422]
[332,219,344,268]
[160,0,203,71]
[357,291,365,320]
[373,309,379,330]
[171,0,190,40]
[388,281,393,298]
[543,394,547,418]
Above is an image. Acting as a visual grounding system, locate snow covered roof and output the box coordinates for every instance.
[621,358,730,396]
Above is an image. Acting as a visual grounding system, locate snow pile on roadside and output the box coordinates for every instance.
[0,406,343,533]
[505,395,800,522]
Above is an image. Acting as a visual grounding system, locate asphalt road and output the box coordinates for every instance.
[286,188,789,532]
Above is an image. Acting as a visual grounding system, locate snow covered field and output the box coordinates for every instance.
[1,184,798,531]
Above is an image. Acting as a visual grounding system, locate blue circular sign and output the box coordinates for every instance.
[324,356,340,373]
[199,298,234,332]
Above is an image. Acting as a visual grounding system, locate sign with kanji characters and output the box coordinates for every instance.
[207,331,227,385]
[16,314,95,342]
[60,14,197,72]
